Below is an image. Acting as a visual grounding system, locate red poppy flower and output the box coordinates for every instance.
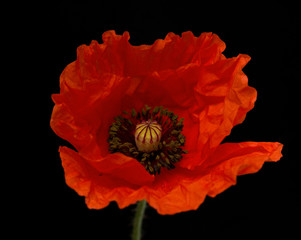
[50,30,283,215]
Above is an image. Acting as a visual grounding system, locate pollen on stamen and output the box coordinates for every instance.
[108,105,187,175]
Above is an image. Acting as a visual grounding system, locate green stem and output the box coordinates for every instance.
[131,200,147,240]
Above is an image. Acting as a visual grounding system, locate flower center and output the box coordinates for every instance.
[135,120,162,153]
[108,105,187,175]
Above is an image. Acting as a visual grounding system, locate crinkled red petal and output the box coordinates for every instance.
[59,142,282,214]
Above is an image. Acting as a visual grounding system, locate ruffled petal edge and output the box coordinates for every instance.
[58,142,282,215]
[146,141,283,214]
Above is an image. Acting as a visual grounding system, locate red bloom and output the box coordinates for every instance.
[50,31,283,214]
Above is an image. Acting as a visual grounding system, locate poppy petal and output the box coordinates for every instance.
[50,102,92,151]
[59,146,146,209]
[146,142,283,214]
[97,31,226,75]
[179,54,257,169]
[59,141,282,215]
[90,153,155,185]
[201,141,283,198]
[196,54,256,149]
[59,146,94,197]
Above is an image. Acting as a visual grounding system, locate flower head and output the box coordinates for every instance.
[51,31,283,214]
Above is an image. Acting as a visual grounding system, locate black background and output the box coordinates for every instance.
[32,1,299,239]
